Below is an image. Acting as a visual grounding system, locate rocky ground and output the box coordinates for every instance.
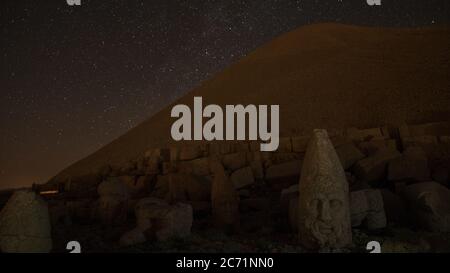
[1,122,450,253]
[50,221,450,253]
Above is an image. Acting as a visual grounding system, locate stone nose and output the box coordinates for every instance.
[319,201,332,222]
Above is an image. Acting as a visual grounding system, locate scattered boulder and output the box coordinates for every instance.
[178,145,202,161]
[0,191,52,253]
[121,198,193,244]
[358,139,397,156]
[249,160,264,180]
[210,142,234,155]
[353,148,401,184]
[265,160,301,182]
[380,189,407,225]
[271,152,302,165]
[350,189,386,229]
[177,157,210,176]
[402,181,450,232]
[231,167,255,189]
[388,152,430,182]
[166,173,211,202]
[297,129,352,250]
[346,127,386,142]
[335,142,365,169]
[222,152,247,171]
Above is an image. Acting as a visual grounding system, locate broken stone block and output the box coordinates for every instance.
[231,166,255,189]
[210,157,240,232]
[97,177,130,225]
[365,190,387,229]
[280,184,298,212]
[388,156,430,182]
[330,135,351,148]
[166,173,211,202]
[350,191,370,227]
[128,198,193,242]
[170,146,179,162]
[358,139,397,156]
[234,142,250,152]
[0,191,52,253]
[222,152,247,171]
[402,135,439,149]
[335,142,365,169]
[353,148,401,184]
[298,129,352,250]
[118,176,142,198]
[265,160,301,181]
[178,145,203,161]
[402,181,450,232]
[402,122,450,137]
[346,127,386,142]
[350,190,386,230]
[380,189,407,225]
[151,175,169,199]
[249,160,264,180]
[278,137,292,152]
[291,136,310,153]
[177,157,210,176]
[271,152,302,165]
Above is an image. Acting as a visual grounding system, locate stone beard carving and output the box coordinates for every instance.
[298,129,352,250]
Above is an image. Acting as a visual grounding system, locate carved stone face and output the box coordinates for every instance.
[306,192,345,247]
[297,129,352,250]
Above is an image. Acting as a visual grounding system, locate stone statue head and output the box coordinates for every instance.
[298,129,352,250]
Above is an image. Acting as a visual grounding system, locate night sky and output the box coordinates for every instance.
[1,0,449,189]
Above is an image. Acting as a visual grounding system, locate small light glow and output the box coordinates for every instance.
[39,190,59,195]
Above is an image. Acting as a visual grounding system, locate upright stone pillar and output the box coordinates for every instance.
[210,156,240,233]
[298,129,352,250]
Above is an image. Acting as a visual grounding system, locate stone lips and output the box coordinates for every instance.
[48,23,450,186]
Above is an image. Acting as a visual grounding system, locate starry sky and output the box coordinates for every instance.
[1,0,449,189]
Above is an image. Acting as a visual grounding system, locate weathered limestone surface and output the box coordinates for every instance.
[0,191,52,253]
[298,129,352,250]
